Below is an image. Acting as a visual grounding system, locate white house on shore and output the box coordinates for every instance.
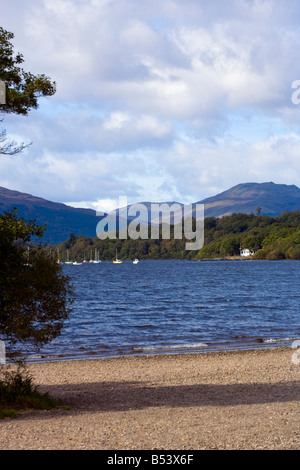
[240,248,255,257]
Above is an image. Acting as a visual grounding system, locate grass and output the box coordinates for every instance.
[0,365,61,418]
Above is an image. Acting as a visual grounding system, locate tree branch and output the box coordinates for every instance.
[0,120,31,156]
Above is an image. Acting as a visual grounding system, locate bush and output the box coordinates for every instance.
[0,366,34,399]
[0,364,60,418]
[266,249,285,260]
[287,246,300,260]
[252,248,269,260]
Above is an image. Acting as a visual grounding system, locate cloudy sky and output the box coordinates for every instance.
[1,0,300,212]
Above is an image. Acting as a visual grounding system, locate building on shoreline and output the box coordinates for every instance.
[240,248,255,257]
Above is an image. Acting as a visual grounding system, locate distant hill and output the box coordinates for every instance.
[121,182,300,222]
[0,187,104,244]
[197,182,300,218]
[0,182,300,244]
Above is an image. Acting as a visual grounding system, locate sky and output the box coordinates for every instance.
[1,0,300,212]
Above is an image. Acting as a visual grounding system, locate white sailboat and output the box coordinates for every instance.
[65,250,73,265]
[113,248,123,264]
[93,248,101,263]
[56,248,62,264]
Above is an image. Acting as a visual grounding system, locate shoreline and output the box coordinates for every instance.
[1,347,300,450]
[25,338,298,364]
[25,344,297,364]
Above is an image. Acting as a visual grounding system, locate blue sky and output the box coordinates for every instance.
[1,0,300,212]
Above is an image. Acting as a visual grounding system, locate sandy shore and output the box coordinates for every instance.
[0,347,300,450]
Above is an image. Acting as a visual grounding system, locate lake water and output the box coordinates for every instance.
[33,260,300,362]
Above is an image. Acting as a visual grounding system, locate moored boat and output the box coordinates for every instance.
[113,249,123,264]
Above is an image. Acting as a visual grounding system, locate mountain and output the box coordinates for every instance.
[0,187,104,244]
[121,182,300,222]
[196,182,300,218]
[0,182,299,244]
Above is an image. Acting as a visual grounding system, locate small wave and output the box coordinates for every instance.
[244,305,285,310]
[133,342,208,352]
[132,324,158,329]
[263,337,298,344]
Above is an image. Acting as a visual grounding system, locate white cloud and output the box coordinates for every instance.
[1,0,300,207]
[103,112,130,131]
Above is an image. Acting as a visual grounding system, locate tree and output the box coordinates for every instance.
[0,124,29,155]
[220,235,240,256]
[0,209,73,361]
[0,27,56,155]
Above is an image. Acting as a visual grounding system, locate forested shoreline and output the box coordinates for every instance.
[50,211,300,261]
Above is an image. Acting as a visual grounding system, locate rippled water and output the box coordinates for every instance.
[33,260,300,362]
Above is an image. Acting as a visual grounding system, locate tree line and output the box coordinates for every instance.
[198,211,300,260]
[52,211,300,261]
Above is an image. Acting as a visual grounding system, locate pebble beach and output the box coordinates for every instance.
[0,347,300,450]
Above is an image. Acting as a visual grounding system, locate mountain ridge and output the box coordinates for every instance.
[0,182,300,244]
[0,186,104,244]
[196,182,300,218]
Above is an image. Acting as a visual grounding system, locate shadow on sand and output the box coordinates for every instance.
[36,379,300,414]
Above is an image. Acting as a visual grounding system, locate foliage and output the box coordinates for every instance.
[51,211,300,261]
[0,27,56,116]
[0,364,60,418]
[0,209,73,360]
[0,26,56,155]
[198,211,300,260]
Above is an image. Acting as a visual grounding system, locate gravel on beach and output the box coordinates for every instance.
[0,347,300,450]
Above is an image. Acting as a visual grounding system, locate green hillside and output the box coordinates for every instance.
[197,211,300,260]
[51,211,300,261]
